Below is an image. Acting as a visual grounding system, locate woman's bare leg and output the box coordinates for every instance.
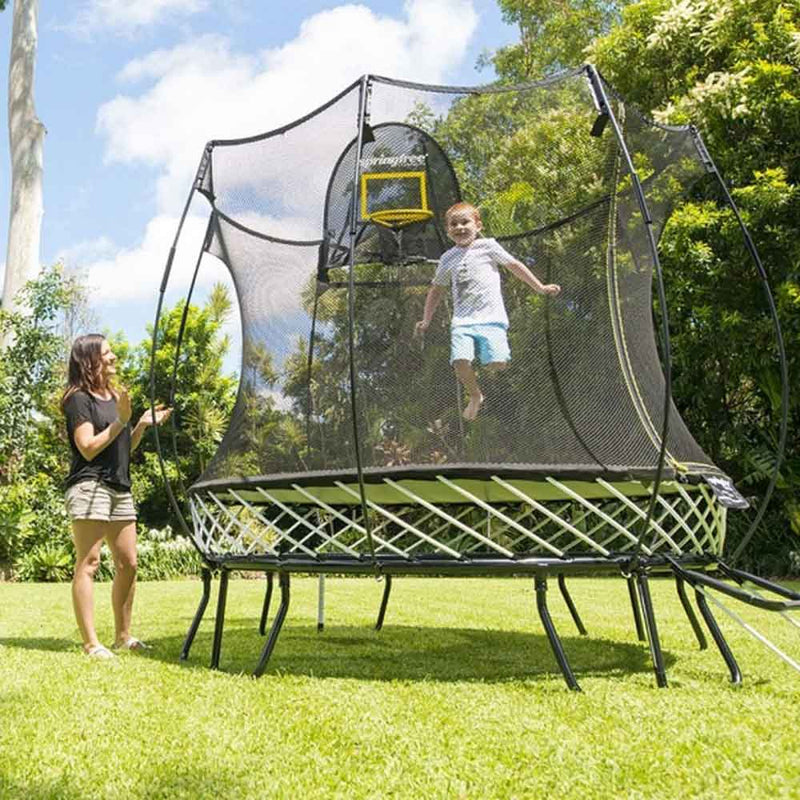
[71,519,108,652]
[105,520,138,646]
[453,359,484,420]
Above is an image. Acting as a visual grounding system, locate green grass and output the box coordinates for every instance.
[1,575,799,799]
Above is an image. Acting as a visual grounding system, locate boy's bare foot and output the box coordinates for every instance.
[463,392,484,421]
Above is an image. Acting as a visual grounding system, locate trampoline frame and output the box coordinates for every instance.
[173,473,745,691]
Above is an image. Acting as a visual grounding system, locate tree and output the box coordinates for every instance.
[587,0,800,558]
[485,0,633,81]
[0,264,68,483]
[2,0,44,336]
[116,285,238,527]
[0,266,72,572]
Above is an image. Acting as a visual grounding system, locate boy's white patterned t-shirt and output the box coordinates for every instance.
[433,237,517,327]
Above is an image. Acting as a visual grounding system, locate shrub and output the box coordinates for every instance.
[15,542,73,582]
[134,526,202,581]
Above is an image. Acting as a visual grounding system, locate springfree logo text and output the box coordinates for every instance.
[360,154,427,171]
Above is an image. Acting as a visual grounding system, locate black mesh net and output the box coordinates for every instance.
[187,69,726,489]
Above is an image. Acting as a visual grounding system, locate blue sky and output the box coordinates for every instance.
[0,0,517,351]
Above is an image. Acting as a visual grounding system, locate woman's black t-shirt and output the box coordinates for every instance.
[63,390,131,491]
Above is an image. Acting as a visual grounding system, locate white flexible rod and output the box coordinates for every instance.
[318,575,325,630]
[695,585,800,675]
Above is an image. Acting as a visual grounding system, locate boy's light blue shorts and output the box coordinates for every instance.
[450,323,510,365]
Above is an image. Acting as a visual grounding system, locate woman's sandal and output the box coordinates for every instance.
[112,637,151,652]
[85,644,116,660]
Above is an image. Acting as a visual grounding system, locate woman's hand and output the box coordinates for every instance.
[136,405,173,428]
[116,388,132,424]
[540,283,561,296]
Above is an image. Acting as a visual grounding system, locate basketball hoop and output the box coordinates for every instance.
[360,170,432,230]
[366,208,433,229]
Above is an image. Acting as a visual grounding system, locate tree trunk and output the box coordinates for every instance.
[2,0,44,326]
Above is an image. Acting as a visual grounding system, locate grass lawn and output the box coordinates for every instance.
[1,574,799,799]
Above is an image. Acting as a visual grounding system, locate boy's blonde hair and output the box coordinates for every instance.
[445,202,481,224]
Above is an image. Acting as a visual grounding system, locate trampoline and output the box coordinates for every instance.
[153,66,797,689]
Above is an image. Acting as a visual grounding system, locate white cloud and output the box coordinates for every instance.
[67,0,208,36]
[58,213,218,304]
[61,208,320,308]
[56,235,118,267]
[90,0,478,303]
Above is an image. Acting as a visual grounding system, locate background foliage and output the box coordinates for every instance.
[0,267,231,579]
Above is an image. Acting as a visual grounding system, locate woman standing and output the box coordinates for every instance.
[62,334,171,659]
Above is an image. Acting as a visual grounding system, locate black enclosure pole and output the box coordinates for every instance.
[167,213,215,495]
[150,146,212,544]
[690,134,789,566]
[585,65,673,572]
[346,75,378,566]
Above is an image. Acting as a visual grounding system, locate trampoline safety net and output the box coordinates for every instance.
[184,68,726,492]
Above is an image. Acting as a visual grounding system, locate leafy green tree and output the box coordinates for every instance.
[486,0,633,80]
[118,284,238,528]
[589,0,800,554]
[0,265,69,482]
[0,266,74,571]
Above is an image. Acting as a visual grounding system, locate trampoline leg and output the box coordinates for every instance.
[557,574,587,636]
[254,572,291,678]
[675,575,707,650]
[376,575,393,631]
[210,569,229,670]
[627,576,646,642]
[635,572,668,688]
[535,575,581,692]
[180,567,212,661]
[694,588,742,685]
[259,572,274,636]
[317,574,325,633]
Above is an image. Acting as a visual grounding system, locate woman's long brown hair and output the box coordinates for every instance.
[61,334,115,409]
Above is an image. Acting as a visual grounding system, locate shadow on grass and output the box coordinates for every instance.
[0,769,266,800]
[0,636,76,653]
[134,620,673,682]
[1,623,672,682]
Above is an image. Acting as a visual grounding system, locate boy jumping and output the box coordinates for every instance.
[415,202,561,421]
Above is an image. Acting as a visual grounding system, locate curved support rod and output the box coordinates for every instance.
[586,66,672,572]
[535,575,581,691]
[694,588,742,685]
[375,575,393,631]
[697,147,789,566]
[210,569,230,670]
[254,573,291,678]
[635,572,668,688]
[259,572,274,636]
[557,574,587,636]
[627,576,646,642]
[180,567,212,661]
[149,175,205,548]
[675,575,707,650]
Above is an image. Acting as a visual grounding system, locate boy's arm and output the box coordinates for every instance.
[506,259,561,295]
[415,285,446,334]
